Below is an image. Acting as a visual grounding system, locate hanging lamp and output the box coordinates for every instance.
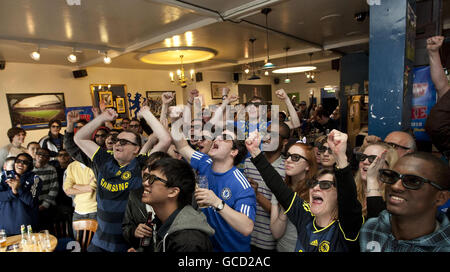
[248,38,261,80]
[261,8,275,70]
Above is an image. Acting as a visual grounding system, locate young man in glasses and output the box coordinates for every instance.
[171,114,256,252]
[39,119,65,158]
[74,107,171,252]
[360,152,450,252]
[132,157,214,252]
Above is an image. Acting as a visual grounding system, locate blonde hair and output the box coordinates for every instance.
[354,142,398,216]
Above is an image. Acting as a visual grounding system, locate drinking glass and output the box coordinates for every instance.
[196,175,209,209]
[0,229,6,249]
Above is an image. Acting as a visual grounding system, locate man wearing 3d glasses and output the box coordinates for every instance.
[360,152,450,252]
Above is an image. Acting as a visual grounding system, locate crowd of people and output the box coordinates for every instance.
[0,36,449,253]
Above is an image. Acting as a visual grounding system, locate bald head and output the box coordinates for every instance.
[384,131,416,158]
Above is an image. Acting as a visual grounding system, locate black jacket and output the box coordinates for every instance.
[122,186,148,250]
[154,205,215,252]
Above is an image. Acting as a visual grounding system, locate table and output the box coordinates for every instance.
[0,233,58,252]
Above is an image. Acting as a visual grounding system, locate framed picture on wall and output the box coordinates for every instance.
[6,93,67,130]
[116,97,126,113]
[90,84,129,119]
[211,81,227,99]
[99,91,113,107]
[146,91,176,117]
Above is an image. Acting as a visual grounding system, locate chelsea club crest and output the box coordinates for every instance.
[221,187,232,200]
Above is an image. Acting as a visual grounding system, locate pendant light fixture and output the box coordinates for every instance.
[284,47,291,84]
[248,38,261,80]
[261,8,275,70]
[306,53,317,83]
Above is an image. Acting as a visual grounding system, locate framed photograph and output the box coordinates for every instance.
[211,81,227,99]
[146,91,176,117]
[90,84,129,118]
[116,97,126,113]
[98,91,113,107]
[6,93,67,130]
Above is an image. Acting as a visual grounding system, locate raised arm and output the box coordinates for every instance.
[427,36,450,99]
[276,89,301,129]
[74,108,117,159]
[64,111,92,166]
[327,130,364,241]
[137,105,171,154]
[208,88,238,128]
[170,111,195,162]
[246,132,295,210]
[160,92,174,129]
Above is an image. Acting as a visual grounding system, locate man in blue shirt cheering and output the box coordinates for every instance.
[171,111,256,252]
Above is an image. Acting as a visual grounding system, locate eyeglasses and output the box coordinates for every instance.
[129,124,140,129]
[95,134,107,138]
[283,152,309,162]
[111,138,139,146]
[36,152,50,157]
[383,141,411,150]
[15,159,31,165]
[51,125,61,129]
[306,179,336,190]
[378,169,445,191]
[143,173,168,186]
[355,152,377,164]
[318,146,333,154]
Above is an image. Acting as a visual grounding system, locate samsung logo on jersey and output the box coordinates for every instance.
[100,178,129,192]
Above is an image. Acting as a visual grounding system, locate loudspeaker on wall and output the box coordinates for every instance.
[195,72,203,82]
[233,73,240,82]
[0,61,5,70]
[274,77,280,85]
[73,69,88,78]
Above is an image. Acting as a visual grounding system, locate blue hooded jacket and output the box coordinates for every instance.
[0,170,42,235]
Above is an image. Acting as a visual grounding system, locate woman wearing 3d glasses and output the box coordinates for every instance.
[246,129,364,252]
[353,142,398,217]
[270,141,317,252]
[0,153,42,235]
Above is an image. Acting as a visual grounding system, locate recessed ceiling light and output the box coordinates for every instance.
[67,53,77,63]
[30,50,40,61]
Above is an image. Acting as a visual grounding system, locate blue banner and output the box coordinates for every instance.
[411,66,437,141]
[65,106,94,122]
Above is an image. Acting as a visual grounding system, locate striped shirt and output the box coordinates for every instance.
[33,164,59,209]
[245,155,285,250]
[191,151,256,252]
[90,148,146,252]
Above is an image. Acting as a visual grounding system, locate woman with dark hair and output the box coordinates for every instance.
[246,130,363,252]
[0,153,42,235]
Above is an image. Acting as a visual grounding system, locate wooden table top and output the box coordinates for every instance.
[0,233,58,252]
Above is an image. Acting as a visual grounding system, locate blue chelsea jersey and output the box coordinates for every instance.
[90,147,145,252]
[191,151,256,252]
